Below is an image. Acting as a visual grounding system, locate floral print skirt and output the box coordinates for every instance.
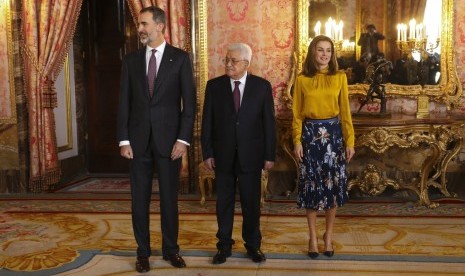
[297,117,349,210]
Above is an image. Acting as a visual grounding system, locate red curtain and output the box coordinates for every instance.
[21,0,82,192]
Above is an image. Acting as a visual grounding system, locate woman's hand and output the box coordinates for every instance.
[294,143,303,162]
[345,147,355,163]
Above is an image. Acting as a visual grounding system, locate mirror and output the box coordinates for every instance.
[293,0,462,107]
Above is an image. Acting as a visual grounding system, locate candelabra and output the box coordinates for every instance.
[338,40,355,56]
[333,40,343,52]
[396,38,440,58]
[396,19,440,59]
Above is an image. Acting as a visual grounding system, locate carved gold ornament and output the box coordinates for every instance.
[351,123,465,208]
[348,164,400,195]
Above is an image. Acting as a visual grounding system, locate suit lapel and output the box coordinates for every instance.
[239,74,254,113]
[223,76,236,113]
[151,44,173,102]
[139,47,150,100]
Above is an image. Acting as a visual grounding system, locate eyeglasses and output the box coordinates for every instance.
[222,58,248,65]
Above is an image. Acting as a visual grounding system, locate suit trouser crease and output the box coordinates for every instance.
[215,163,262,250]
[130,135,180,257]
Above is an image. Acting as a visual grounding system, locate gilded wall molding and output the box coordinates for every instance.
[0,1,17,124]
[58,56,73,153]
[196,0,208,117]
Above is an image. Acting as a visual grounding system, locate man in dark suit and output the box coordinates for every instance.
[357,24,385,62]
[117,6,195,273]
[201,43,276,264]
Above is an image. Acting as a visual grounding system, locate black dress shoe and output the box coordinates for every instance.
[163,253,186,268]
[135,256,150,273]
[212,249,232,264]
[246,248,266,263]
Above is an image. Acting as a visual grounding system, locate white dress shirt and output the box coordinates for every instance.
[230,72,248,105]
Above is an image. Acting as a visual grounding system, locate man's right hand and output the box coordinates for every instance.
[204,158,215,171]
[120,145,133,159]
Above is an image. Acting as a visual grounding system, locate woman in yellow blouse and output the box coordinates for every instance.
[292,35,355,259]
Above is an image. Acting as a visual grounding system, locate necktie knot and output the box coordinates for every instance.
[233,81,241,112]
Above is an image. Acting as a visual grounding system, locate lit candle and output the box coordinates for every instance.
[338,20,344,41]
[422,21,427,39]
[409,19,416,40]
[329,17,335,40]
[402,24,407,41]
[325,20,331,38]
[397,24,401,41]
[314,21,321,36]
[419,23,424,40]
[333,23,338,41]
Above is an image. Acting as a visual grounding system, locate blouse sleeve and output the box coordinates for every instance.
[338,73,355,147]
[292,76,304,145]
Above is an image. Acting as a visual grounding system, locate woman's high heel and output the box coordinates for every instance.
[323,232,334,257]
[308,251,319,259]
[323,250,334,257]
[308,239,319,259]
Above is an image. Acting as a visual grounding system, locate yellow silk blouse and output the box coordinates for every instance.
[292,69,355,147]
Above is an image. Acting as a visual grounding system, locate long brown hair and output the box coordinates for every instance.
[302,35,338,77]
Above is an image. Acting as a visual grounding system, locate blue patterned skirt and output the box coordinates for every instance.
[297,117,349,210]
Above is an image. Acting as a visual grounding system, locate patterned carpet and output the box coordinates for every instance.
[3,196,465,217]
[1,178,465,275]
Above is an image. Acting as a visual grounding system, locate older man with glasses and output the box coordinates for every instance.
[201,43,276,265]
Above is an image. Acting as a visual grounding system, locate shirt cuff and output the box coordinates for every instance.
[120,140,189,147]
[177,139,190,146]
[119,140,130,147]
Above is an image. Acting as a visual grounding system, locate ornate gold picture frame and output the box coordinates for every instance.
[294,0,462,108]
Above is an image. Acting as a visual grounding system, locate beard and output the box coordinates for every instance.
[139,35,148,44]
[139,32,150,45]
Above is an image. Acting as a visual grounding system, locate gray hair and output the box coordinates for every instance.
[227,43,252,62]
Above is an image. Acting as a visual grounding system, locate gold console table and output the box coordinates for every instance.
[348,113,465,208]
[277,114,465,208]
